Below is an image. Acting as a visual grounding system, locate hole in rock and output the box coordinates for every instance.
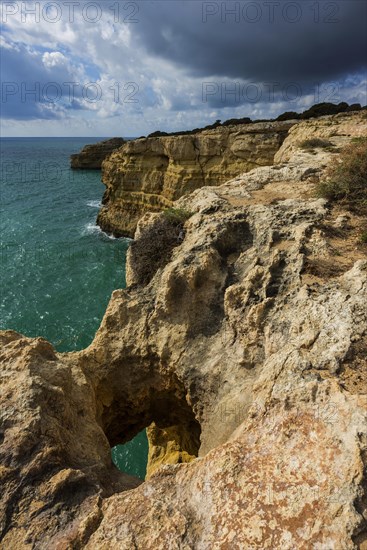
[112,430,148,480]
[213,217,252,260]
[103,384,201,480]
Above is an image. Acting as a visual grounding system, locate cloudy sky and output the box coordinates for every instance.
[1,0,366,137]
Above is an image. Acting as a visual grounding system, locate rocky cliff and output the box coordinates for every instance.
[1,111,367,549]
[97,120,295,237]
[70,138,125,170]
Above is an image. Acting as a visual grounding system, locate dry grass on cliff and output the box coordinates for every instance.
[129,208,192,285]
[300,138,334,150]
[316,137,367,215]
[301,210,367,285]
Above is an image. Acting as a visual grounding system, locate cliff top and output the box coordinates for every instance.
[143,101,365,138]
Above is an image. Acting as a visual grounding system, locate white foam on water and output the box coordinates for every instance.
[83,222,100,235]
[86,200,102,208]
[83,222,118,240]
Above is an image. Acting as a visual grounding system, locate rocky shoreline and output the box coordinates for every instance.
[1,110,366,547]
[70,137,125,170]
[97,119,295,238]
[69,103,366,239]
[96,106,366,239]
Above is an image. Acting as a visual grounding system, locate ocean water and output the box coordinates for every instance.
[0,137,148,479]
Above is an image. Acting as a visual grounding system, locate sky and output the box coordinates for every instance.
[1,0,366,137]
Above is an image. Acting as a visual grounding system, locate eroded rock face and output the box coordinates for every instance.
[0,331,140,548]
[97,120,295,236]
[1,111,367,548]
[275,110,367,163]
[70,138,125,170]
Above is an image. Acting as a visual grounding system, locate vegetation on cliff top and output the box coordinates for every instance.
[316,137,367,215]
[300,138,334,150]
[144,102,365,139]
[129,208,192,285]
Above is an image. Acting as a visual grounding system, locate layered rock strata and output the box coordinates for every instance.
[97,120,295,237]
[0,111,367,548]
[70,138,125,170]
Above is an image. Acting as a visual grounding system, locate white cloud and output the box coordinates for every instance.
[0,35,20,51]
[1,1,365,136]
[42,51,68,68]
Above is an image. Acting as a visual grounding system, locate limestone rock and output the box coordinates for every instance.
[97,120,294,236]
[146,423,197,478]
[274,111,367,164]
[0,331,140,548]
[97,111,367,238]
[70,138,125,169]
[1,111,367,548]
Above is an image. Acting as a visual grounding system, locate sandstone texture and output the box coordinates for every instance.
[1,111,367,548]
[70,138,125,170]
[97,120,295,236]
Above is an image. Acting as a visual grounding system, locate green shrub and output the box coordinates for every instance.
[300,102,349,119]
[351,136,367,143]
[222,117,252,126]
[360,231,367,243]
[276,111,300,121]
[300,138,334,150]
[129,208,192,285]
[316,138,367,214]
[162,207,192,224]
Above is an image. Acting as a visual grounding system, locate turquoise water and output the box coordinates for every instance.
[0,137,147,479]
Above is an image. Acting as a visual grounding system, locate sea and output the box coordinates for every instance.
[0,137,148,479]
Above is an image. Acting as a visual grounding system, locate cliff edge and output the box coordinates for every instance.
[97,120,295,236]
[70,138,126,170]
[0,111,367,548]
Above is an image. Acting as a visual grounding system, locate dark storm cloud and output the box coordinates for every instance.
[133,0,367,84]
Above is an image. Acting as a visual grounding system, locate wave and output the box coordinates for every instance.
[82,222,133,242]
[83,222,118,240]
[86,200,102,208]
